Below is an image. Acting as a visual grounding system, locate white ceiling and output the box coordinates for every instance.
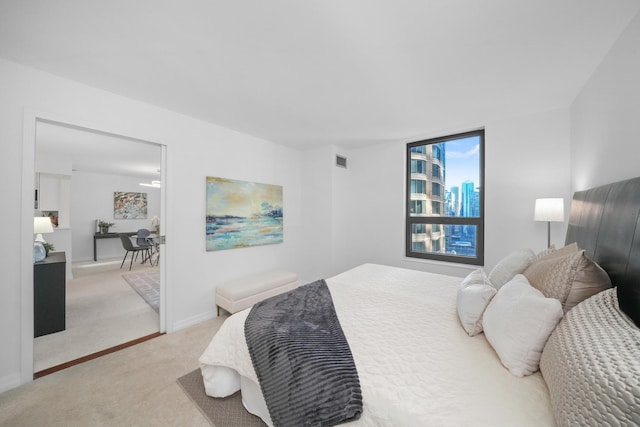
[1,1,639,149]
[36,121,161,180]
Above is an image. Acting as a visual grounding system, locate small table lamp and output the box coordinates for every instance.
[534,198,565,248]
[33,216,54,262]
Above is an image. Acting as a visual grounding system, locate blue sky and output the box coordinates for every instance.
[442,135,480,191]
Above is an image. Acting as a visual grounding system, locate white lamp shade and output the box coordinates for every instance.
[34,216,54,234]
[534,198,565,222]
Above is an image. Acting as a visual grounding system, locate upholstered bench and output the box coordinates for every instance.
[216,269,299,315]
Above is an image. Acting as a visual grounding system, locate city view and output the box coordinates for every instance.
[409,134,481,257]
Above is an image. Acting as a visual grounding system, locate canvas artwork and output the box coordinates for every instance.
[206,177,283,251]
[114,192,148,219]
[41,211,59,227]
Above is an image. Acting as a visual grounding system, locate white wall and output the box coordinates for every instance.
[2,10,636,392]
[331,146,357,276]
[35,152,74,277]
[0,57,304,392]
[299,146,335,282]
[71,171,161,261]
[571,12,640,191]
[484,109,572,268]
[298,144,363,282]
[326,109,572,278]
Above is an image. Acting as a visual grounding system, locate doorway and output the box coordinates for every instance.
[21,113,167,381]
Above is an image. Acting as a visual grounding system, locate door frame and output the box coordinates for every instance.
[20,109,169,383]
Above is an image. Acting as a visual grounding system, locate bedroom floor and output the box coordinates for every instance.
[1,315,226,426]
[33,258,159,373]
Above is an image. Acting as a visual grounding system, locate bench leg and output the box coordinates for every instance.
[217,306,220,316]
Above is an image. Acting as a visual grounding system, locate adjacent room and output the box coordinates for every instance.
[33,121,163,375]
[1,1,639,426]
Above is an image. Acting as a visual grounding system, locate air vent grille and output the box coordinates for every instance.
[336,155,347,168]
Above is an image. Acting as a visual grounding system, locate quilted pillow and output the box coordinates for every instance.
[535,242,579,262]
[523,249,611,312]
[534,245,556,260]
[540,289,640,426]
[482,274,563,377]
[456,269,497,336]
[487,248,536,289]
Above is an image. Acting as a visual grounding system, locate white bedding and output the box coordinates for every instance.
[199,263,555,426]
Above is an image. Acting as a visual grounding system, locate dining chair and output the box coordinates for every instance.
[118,233,151,270]
[136,229,153,256]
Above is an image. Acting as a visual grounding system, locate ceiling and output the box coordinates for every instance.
[1,1,639,149]
[36,121,161,180]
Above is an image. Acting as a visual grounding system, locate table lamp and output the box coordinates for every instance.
[534,198,564,248]
[33,216,54,262]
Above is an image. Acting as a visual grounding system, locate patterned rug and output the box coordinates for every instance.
[122,269,160,313]
[177,369,266,426]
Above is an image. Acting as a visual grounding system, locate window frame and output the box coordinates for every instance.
[405,129,485,265]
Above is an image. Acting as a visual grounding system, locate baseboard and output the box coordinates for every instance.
[172,309,217,332]
[0,372,21,394]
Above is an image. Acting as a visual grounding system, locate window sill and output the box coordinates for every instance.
[402,256,480,277]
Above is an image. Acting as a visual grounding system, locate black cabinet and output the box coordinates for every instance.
[34,251,66,337]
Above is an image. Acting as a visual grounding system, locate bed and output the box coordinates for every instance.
[199,177,640,426]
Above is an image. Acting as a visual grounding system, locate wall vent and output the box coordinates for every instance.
[336,155,347,168]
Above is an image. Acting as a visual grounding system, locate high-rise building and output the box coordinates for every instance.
[409,143,446,254]
[448,186,459,216]
[460,180,475,217]
[447,180,479,256]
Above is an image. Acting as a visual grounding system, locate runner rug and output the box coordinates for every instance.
[122,269,160,313]
[177,368,266,427]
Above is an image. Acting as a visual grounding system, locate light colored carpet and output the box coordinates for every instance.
[34,260,159,372]
[122,269,160,312]
[177,369,266,427]
[1,316,227,426]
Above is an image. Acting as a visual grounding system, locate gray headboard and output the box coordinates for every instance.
[565,176,640,327]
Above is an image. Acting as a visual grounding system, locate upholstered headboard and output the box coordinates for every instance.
[565,177,640,326]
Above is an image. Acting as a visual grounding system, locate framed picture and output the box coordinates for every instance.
[206,177,283,251]
[114,192,148,219]
[41,211,59,228]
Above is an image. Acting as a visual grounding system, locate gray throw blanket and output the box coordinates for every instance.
[244,279,363,427]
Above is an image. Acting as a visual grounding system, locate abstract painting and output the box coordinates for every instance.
[41,211,59,227]
[114,192,148,219]
[206,177,283,251]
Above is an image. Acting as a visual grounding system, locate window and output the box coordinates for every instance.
[433,145,443,161]
[413,224,426,234]
[412,241,426,252]
[411,179,426,194]
[411,159,426,174]
[432,164,441,179]
[410,200,425,215]
[406,130,484,265]
[432,182,441,197]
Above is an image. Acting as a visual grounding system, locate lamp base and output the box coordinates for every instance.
[33,241,46,263]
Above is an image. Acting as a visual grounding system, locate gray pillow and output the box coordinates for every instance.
[523,249,611,312]
[487,248,536,289]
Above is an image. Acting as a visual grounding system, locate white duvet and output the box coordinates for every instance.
[199,263,555,426]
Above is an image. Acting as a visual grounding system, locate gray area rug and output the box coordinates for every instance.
[122,269,160,313]
[177,368,266,427]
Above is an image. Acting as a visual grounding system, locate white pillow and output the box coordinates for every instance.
[456,269,497,336]
[482,274,563,377]
[487,248,536,289]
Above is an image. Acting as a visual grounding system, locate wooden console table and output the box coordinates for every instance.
[34,252,66,337]
[93,231,136,261]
